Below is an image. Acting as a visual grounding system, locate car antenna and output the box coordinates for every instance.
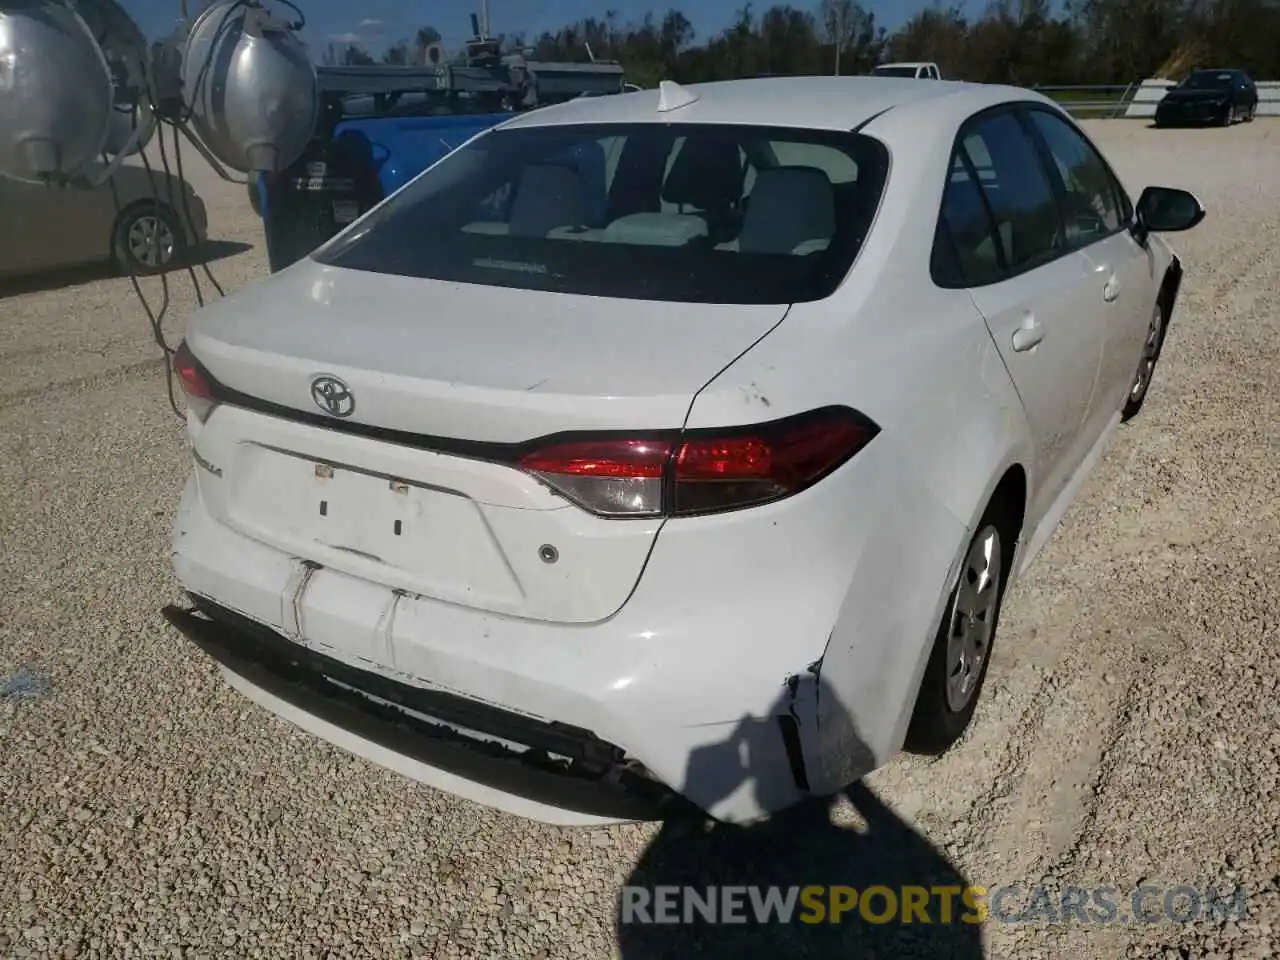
[656,79,698,113]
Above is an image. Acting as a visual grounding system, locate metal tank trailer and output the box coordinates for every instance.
[0,0,321,188]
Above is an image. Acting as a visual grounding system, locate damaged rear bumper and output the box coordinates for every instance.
[164,598,687,825]
[170,476,863,825]
[167,410,956,824]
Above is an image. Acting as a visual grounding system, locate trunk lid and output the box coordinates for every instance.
[184,257,788,623]
[188,258,786,441]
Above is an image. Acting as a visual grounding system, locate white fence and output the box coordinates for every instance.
[1122,78,1280,117]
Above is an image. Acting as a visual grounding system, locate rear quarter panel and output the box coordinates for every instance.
[682,96,1036,771]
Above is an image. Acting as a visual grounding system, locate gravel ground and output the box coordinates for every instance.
[1,121,1278,960]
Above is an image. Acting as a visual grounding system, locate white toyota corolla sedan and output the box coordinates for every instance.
[165,76,1204,826]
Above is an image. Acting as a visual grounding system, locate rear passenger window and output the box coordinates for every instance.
[1024,109,1124,246]
[936,153,1005,287]
[960,112,1064,275]
[931,110,1070,288]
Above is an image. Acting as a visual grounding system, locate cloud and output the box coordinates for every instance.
[358,18,385,28]
[328,32,364,44]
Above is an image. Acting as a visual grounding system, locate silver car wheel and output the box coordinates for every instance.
[1129,303,1165,403]
[945,524,1002,713]
[126,215,176,269]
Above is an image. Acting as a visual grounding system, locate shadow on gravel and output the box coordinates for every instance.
[618,680,984,960]
[0,239,254,298]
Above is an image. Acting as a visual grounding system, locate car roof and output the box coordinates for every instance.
[497,76,1042,134]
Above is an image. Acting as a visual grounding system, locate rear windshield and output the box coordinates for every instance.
[314,122,890,304]
[872,66,920,78]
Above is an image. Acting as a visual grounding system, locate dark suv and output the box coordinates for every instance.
[1154,69,1259,127]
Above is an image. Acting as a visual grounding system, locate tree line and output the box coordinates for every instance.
[324,0,1280,87]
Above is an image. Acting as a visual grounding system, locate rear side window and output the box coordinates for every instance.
[962,113,1063,274]
[1024,109,1126,246]
[932,110,1065,287]
[935,154,1005,287]
[315,123,890,305]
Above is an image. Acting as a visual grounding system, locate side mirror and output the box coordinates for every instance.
[1134,185,1205,242]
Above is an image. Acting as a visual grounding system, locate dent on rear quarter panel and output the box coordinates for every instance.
[675,288,1031,783]
[805,337,1030,768]
[803,435,970,787]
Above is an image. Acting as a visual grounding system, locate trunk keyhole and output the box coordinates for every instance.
[394,520,402,536]
[319,500,328,517]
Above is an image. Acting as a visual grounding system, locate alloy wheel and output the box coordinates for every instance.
[127,215,177,269]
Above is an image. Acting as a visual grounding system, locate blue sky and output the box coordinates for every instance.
[126,0,938,59]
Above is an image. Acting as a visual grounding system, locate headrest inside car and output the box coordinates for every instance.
[738,166,836,255]
[661,138,745,211]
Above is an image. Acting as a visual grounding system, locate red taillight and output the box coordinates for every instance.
[519,439,671,479]
[519,437,674,517]
[673,413,875,515]
[517,408,878,518]
[172,341,217,420]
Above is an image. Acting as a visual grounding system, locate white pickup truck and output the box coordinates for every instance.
[871,61,942,80]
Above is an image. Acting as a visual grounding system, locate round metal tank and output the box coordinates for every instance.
[181,0,319,174]
[0,1,114,183]
[75,0,156,160]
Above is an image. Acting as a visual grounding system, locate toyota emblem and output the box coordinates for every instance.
[310,375,355,418]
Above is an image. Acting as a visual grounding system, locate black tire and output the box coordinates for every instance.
[1121,300,1168,422]
[1244,103,1256,123]
[1219,105,1233,126]
[112,202,187,276]
[904,498,1016,756]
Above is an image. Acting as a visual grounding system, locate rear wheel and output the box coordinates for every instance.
[904,500,1014,755]
[113,202,186,276]
[1244,103,1257,123]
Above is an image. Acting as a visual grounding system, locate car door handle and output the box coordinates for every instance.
[1099,268,1121,302]
[1011,315,1044,352]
